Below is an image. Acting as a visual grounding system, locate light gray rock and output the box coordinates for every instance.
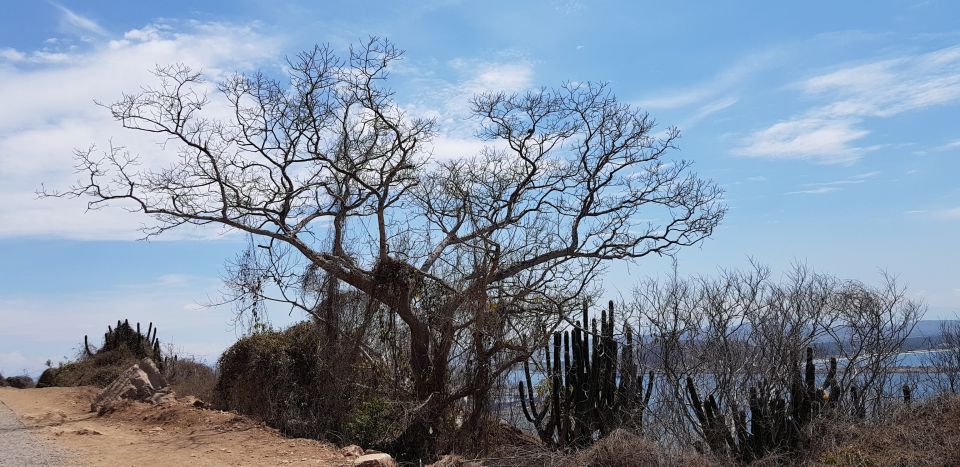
[354,452,396,467]
[90,358,172,412]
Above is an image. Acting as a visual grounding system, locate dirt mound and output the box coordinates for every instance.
[1,386,350,466]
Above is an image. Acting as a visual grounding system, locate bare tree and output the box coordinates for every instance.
[46,38,724,458]
[825,274,923,417]
[923,319,960,394]
[632,264,922,454]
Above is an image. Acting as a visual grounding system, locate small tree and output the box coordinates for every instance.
[47,38,724,458]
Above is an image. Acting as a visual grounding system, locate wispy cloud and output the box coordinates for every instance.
[935,139,960,152]
[637,48,782,114]
[734,117,871,164]
[904,207,960,220]
[736,44,960,164]
[50,2,109,37]
[403,55,534,159]
[786,171,880,195]
[786,186,840,195]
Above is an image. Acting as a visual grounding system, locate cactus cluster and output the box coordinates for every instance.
[685,347,840,462]
[518,301,654,448]
[86,319,164,369]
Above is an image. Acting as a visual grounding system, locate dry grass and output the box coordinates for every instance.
[807,396,960,467]
[479,429,716,467]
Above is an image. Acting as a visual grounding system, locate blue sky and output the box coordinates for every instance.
[1,0,959,376]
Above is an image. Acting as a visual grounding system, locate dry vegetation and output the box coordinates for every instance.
[808,395,960,467]
[35,37,960,465]
[38,320,217,402]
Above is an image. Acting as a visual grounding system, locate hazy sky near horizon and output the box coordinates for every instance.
[1,0,959,376]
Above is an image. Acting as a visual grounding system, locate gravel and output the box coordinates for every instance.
[0,399,75,466]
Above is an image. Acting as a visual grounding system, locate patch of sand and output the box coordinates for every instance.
[0,387,355,466]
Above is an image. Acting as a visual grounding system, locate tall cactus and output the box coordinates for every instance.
[518,301,654,448]
[686,347,841,462]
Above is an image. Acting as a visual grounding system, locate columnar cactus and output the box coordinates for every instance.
[518,301,654,448]
[686,347,841,462]
[86,319,164,369]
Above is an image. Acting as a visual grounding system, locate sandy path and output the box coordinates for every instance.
[0,387,353,466]
[0,397,75,466]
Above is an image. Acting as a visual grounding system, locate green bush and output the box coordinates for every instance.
[345,398,401,448]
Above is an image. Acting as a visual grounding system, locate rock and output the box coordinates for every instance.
[36,368,58,388]
[353,453,396,467]
[340,444,365,457]
[4,375,35,389]
[137,358,166,389]
[429,455,482,467]
[150,388,176,405]
[182,395,213,410]
[90,358,172,412]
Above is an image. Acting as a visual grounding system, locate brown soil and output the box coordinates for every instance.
[0,387,356,466]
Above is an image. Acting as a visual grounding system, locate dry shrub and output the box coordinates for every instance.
[164,357,217,401]
[39,320,171,389]
[481,429,715,467]
[565,430,717,467]
[4,375,35,389]
[808,395,960,466]
[214,321,387,446]
[40,347,143,388]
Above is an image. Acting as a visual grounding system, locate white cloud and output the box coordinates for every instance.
[736,44,960,164]
[427,135,492,160]
[403,56,534,160]
[784,171,880,195]
[637,49,782,112]
[734,117,869,164]
[51,2,109,37]
[903,207,960,221]
[935,139,960,151]
[0,21,282,240]
[785,186,840,195]
[0,48,26,61]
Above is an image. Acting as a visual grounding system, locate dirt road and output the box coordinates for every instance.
[0,387,351,466]
[0,396,74,466]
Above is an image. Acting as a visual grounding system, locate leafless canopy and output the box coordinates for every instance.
[47,38,725,455]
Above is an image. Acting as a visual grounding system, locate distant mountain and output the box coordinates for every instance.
[812,320,960,355]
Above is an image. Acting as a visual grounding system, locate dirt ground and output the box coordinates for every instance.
[0,387,357,466]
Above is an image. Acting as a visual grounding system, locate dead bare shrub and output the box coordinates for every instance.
[163,357,217,401]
